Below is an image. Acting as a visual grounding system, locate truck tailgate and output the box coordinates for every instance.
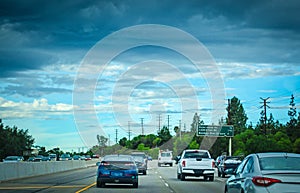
[185,158,213,169]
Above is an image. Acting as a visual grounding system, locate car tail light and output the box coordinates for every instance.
[101,162,110,166]
[212,161,215,168]
[182,160,186,167]
[252,176,282,187]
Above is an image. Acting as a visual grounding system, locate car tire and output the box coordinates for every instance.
[158,163,161,167]
[133,182,138,188]
[180,173,185,181]
[177,173,181,179]
[209,176,214,181]
[96,181,105,188]
[222,172,226,178]
[170,163,173,167]
[218,171,221,177]
[143,170,147,175]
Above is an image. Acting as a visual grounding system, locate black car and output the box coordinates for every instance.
[133,156,147,175]
[218,156,242,178]
[96,154,138,188]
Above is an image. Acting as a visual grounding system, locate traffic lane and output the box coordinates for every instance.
[155,162,226,193]
[0,165,98,193]
[84,160,173,193]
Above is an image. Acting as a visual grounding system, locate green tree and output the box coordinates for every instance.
[191,113,200,133]
[119,137,127,147]
[157,126,172,145]
[97,135,108,156]
[226,96,248,135]
[0,121,35,160]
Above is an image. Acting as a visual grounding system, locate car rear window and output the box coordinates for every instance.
[183,151,209,159]
[101,161,135,170]
[259,157,300,170]
[161,152,171,157]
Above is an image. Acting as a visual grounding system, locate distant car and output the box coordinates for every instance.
[131,152,148,168]
[49,154,57,161]
[73,155,82,160]
[84,155,92,161]
[218,156,242,178]
[133,156,147,175]
[158,150,173,167]
[96,154,138,188]
[3,156,24,162]
[41,155,51,161]
[60,153,72,161]
[215,155,224,168]
[27,156,36,162]
[225,152,300,193]
[34,155,43,162]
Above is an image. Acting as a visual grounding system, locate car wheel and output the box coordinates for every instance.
[143,170,147,175]
[222,172,226,178]
[177,173,181,179]
[170,163,173,167]
[133,182,138,188]
[224,186,228,193]
[158,163,161,167]
[180,173,185,181]
[209,176,214,181]
[218,171,221,177]
[96,181,105,188]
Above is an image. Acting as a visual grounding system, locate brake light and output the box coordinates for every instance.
[252,176,282,187]
[101,162,110,166]
[182,160,186,167]
[212,161,215,168]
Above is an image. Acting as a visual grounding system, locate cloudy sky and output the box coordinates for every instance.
[1,0,299,152]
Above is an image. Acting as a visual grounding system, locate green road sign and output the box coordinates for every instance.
[197,125,234,137]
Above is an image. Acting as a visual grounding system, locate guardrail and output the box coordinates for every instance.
[0,159,99,182]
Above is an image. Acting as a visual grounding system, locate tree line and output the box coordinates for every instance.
[93,94,300,159]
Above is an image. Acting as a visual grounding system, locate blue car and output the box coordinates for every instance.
[96,154,138,188]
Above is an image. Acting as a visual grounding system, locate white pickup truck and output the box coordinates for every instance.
[176,149,215,181]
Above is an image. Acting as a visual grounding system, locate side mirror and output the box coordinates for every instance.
[96,162,100,166]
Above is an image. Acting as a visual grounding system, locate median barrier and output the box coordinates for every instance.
[0,159,99,182]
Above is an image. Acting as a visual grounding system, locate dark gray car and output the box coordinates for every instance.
[225,152,300,193]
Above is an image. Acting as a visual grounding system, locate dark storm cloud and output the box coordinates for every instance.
[0,0,299,77]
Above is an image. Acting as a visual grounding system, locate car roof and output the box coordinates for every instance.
[254,152,300,158]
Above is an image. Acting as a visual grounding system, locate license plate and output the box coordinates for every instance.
[111,172,123,177]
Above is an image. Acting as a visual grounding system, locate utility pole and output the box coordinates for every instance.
[115,129,118,144]
[128,121,131,141]
[158,114,161,132]
[260,97,270,135]
[179,120,182,140]
[140,118,144,136]
[227,99,231,125]
[227,99,232,156]
[167,115,170,130]
[108,134,111,146]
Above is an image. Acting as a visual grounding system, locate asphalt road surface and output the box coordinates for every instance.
[0,160,227,193]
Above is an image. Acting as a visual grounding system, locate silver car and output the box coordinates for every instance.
[225,152,300,193]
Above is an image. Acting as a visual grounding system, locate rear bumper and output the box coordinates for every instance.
[97,176,138,184]
[182,169,214,176]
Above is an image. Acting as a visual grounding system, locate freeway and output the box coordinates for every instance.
[0,160,226,193]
